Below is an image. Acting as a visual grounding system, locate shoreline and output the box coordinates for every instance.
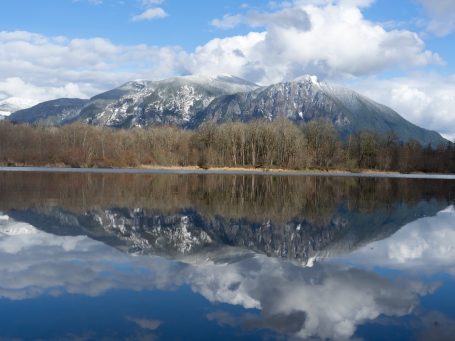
[0,165,454,179]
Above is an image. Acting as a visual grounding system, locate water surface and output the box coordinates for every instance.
[0,172,454,340]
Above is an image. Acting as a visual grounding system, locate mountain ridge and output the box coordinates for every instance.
[6,199,446,265]
[7,74,446,146]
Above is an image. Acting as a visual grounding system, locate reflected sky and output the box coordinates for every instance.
[336,207,455,273]
[0,173,454,340]
[0,206,454,340]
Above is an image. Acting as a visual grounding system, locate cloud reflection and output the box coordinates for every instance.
[338,206,455,274]
[0,211,448,339]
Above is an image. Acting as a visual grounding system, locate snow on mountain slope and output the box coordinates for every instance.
[201,76,446,145]
[7,196,446,266]
[6,74,446,145]
[77,74,260,128]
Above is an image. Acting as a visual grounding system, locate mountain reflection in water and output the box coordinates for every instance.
[0,172,454,340]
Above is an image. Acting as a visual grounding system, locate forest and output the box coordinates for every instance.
[0,119,454,173]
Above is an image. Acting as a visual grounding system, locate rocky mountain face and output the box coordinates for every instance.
[70,74,259,128]
[199,77,444,144]
[7,74,446,145]
[7,199,445,265]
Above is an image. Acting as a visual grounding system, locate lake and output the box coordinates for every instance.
[0,171,454,340]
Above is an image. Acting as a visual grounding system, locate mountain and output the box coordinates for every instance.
[9,98,88,125]
[198,76,444,145]
[7,74,446,145]
[70,74,259,128]
[6,199,446,265]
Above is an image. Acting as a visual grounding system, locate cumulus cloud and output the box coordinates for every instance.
[132,7,168,22]
[338,206,455,273]
[0,77,89,109]
[350,75,455,140]
[417,0,455,36]
[187,256,430,340]
[203,1,441,84]
[0,217,183,300]
[0,30,186,109]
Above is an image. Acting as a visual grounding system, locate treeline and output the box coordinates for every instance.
[0,120,454,173]
[1,172,453,223]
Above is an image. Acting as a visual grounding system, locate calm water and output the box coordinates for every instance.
[0,172,454,340]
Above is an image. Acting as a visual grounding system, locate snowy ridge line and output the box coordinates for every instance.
[6,73,446,145]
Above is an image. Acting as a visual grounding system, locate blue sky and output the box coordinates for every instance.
[0,0,269,49]
[0,0,455,137]
[0,0,452,66]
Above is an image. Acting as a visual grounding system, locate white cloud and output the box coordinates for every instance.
[350,74,455,139]
[417,0,455,36]
[0,216,182,300]
[0,31,186,109]
[132,7,168,22]
[186,254,430,340]
[202,1,441,84]
[338,206,455,273]
[0,77,89,109]
[211,14,244,30]
[212,6,311,31]
[0,96,38,116]
[126,317,162,331]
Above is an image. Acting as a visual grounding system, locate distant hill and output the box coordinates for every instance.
[9,98,88,125]
[8,74,446,146]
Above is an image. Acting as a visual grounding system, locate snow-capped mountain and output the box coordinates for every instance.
[7,198,445,265]
[74,74,259,127]
[200,76,444,144]
[7,74,446,145]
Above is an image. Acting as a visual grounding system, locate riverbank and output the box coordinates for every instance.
[1,165,454,179]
